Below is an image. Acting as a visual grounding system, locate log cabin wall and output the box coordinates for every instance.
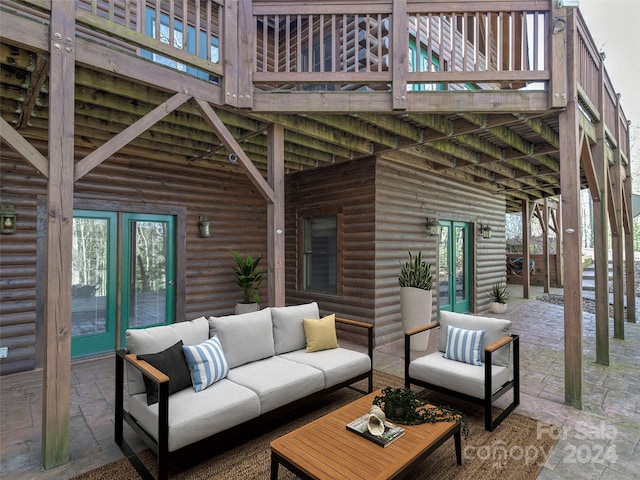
[284,157,376,344]
[374,158,507,345]
[0,147,267,375]
[284,156,507,347]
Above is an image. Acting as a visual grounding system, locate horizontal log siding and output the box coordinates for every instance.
[0,147,266,375]
[284,158,376,345]
[374,158,507,345]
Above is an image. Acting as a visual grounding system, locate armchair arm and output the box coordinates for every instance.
[484,335,515,354]
[405,322,439,336]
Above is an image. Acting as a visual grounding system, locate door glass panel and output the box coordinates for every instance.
[128,220,170,328]
[72,218,109,337]
[438,224,451,308]
[455,225,467,303]
[71,211,117,357]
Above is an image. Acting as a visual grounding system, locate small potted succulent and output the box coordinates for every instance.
[487,282,510,314]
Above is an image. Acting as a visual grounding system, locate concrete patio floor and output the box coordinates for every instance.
[1,285,638,479]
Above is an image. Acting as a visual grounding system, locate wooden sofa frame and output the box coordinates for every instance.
[115,316,373,480]
[404,323,520,432]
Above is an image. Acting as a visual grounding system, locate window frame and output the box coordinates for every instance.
[296,210,343,296]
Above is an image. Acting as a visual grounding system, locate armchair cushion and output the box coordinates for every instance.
[439,311,512,366]
[443,325,485,366]
[409,352,510,399]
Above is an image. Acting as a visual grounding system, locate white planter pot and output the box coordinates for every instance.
[489,302,508,314]
[235,303,259,314]
[400,287,433,352]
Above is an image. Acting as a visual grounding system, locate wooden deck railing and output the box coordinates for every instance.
[4,0,630,151]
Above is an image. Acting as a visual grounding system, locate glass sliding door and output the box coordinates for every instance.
[438,221,470,313]
[71,211,117,357]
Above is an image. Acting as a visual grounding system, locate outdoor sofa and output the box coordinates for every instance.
[115,302,373,480]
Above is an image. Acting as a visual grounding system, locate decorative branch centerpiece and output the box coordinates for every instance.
[373,387,469,438]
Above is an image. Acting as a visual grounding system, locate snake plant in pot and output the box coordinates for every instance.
[398,252,433,351]
[231,250,265,314]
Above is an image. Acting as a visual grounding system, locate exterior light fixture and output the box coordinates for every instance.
[479,224,492,239]
[0,205,17,234]
[198,216,212,238]
[557,0,579,8]
[426,217,439,236]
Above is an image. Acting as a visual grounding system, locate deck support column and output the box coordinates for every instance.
[521,200,531,299]
[267,124,285,307]
[593,53,609,365]
[559,10,583,409]
[42,0,76,468]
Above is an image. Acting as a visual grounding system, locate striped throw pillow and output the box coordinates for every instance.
[443,325,485,366]
[182,336,229,392]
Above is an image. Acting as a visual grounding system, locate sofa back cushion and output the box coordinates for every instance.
[208,308,275,368]
[271,302,320,354]
[438,311,511,366]
[125,316,209,395]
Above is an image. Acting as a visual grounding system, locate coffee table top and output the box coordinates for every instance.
[270,389,460,480]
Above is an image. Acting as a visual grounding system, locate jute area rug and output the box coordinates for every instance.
[73,371,558,480]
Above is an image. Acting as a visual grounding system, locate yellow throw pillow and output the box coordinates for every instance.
[303,314,339,352]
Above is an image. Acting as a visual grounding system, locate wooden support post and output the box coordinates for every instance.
[542,199,550,294]
[391,0,408,110]
[267,123,285,307]
[522,200,530,299]
[559,11,582,409]
[624,158,636,324]
[555,205,564,287]
[223,0,239,107]
[593,56,609,365]
[611,94,624,338]
[549,1,568,108]
[42,0,75,468]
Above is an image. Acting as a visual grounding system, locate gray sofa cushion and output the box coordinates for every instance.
[226,356,324,414]
[271,302,320,354]
[128,378,260,452]
[280,348,371,389]
[409,352,510,399]
[438,311,512,366]
[125,317,210,395]
[209,308,275,368]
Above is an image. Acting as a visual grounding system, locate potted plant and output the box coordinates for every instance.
[231,250,265,314]
[487,282,510,314]
[373,387,468,437]
[399,252,433,351]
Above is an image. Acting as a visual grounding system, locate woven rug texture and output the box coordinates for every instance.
[73,371,557,480]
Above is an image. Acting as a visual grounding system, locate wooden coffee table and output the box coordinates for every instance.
[270,390,461,480]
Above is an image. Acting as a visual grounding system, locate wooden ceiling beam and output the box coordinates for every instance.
[354,113,424,143]
[252,112,373,154]
[306,114,398,149]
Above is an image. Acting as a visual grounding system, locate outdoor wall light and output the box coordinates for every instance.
[198,216,212,238]
[557,0,579,8]
[479,224,492,239]
[0,205,17,234]
[426,217,439,236]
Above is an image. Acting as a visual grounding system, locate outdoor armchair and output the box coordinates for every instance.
[404,311,520,431]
